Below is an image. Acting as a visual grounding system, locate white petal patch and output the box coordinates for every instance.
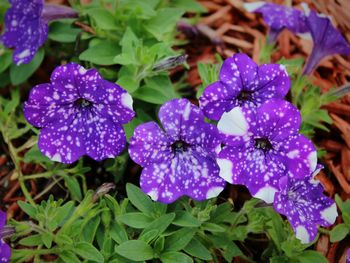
[51,153,62,162]
[121,92,133,110]
[18,49,30,59]
[182,101,191,121]
[295,225,310,244]
[243,2,265,12]
[307,151,317,172]
[218,107,248,136]
[217,158,234,183]
[147,189,159,201]
[206,186,224,199]
[254,185,277,204]
[320,203,338,224]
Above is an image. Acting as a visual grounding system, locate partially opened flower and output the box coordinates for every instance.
[244,2,308,42]
[199,53,290,121]
[0,210,11,263]
[302,10,350,75]
[217,99,317,203]
[273,167,337,244]
[24,63,135,164]
[129,98,226,203]
[1,0,77,65]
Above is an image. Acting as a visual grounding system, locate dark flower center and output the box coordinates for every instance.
[171,140,190,153]
[254,138,273,151]
[237,90,253,102]
[74,98,92,109]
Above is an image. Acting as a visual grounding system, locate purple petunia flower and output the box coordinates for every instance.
[302,10,350,75]
[1,0,77,65]
[273,167,338,244]
[128,98,226,203]
[0,210,11,263]
[199,53,290,121]
[244,2,308,43]
[217,99,317,203]
[347,248,350,263]
[24,63,135,164]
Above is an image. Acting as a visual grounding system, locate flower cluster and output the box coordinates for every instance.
[244,2,350,74]
[199,53,337,243]
[1,0,77,65]
[129,98,226,203]
[0,210,11,263]
[24,63,135,164]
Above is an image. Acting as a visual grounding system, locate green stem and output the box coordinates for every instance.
[23,171,55,181]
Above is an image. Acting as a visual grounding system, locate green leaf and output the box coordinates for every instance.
[75,242,104,263]
[49,20,81,43]
[201,222,225,233]
[42,234,53,248]
[173,211,202,227]
[164,228,196,251]
[171,0,206,12]
[17,201,37,220]
[19,234,43,246]
[85,8,118,30]
[110,223,128,244]
[160,251,193,263]
[64,176,82,201]
[0,50,12,73]
[115,240,154,261]
[59,250,81,263]
[184,238,212,260]
[10,48,45,85]
[140,213,175,238]
[118,212,153,228]
[145,8,184,40]
[329,223,349,242]
[79,40,120,65]
[126,183,154,214]
[298,251,328,263]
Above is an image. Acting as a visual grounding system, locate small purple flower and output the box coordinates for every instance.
[199,53,290,121]
[24,63,135,164]
[217,99,317,203]
[302,10,350,75]
[0,210,11,263]
[1,0,77,65]
[273,167,338,244]
[244,2,308,42]
[129,98,226,203]
[347,248,350,263]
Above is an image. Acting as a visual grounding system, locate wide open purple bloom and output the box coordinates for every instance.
[273,167,337,244]
[302,10,350,75]
[0,210,11,263]
[1,0,77,65]
[217,99,317,203]
[129,98,226,203]
[244,2,308,43]
[24,63,135,164]
[199,53,290,121]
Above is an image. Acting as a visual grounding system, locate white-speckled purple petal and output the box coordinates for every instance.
[199,81,239,121]
[85,110,126,161]
[254,99,301,141]
[273,174,338,243]
[129,121,171,167]
[0,211,5,229]
[0,240,11,263]
[158,98,205,143]
[220,53,258,91]
[283,134,317,179]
